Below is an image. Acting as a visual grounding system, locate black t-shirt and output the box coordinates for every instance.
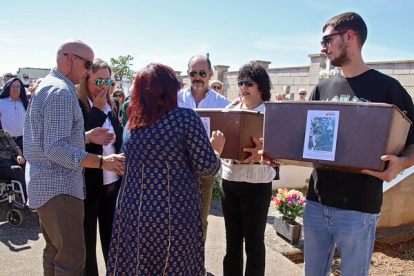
[306,69,414,213]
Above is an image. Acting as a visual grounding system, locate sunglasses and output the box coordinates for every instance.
[95,79,114,86]
[212,85,222,90]
[4,75,13,78]
[113,94,123,98]
[23,77,29,79]
[238,80,255,87]
[299,93,306,95]
[189,71,208,78]
[320,31,348,47]
[63,53,93,70]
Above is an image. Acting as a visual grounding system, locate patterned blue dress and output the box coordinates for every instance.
[106,107,221,275]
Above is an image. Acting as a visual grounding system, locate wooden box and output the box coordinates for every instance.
[195,109,264,160]
[262,101,412,174]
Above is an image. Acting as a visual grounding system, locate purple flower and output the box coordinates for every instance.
[288,201,293,207]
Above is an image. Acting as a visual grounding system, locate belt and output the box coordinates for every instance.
[12,136,23,140]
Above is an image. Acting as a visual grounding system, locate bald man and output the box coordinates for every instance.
[178,56,229,242]
[24,40,125,275]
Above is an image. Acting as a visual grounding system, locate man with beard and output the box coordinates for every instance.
[178,55,229,242]
[303,12,414,275]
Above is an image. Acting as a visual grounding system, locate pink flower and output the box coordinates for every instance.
[288,195,292,201]
[288,201,293,207]
[298,200,303,205]
[292,194,297,200]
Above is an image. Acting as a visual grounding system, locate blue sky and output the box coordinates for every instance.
[1,0,413,77]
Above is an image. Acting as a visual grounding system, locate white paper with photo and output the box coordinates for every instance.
[201,117,211,139]
[303,110,340,161]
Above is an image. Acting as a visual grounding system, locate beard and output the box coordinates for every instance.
[191,79,204,91]
[329,41,351,67]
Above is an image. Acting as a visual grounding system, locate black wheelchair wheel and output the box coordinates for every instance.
[7,208,24,227]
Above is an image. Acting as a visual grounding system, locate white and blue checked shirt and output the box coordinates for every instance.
[0,97,25,137]
[177,88,229,108]
[24,70,88,209]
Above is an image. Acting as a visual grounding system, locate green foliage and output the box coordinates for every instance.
[273,189,306,223]
[110,55,137,81]
[212,174,222,200]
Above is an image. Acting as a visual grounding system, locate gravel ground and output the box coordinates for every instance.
[295,238,414,276]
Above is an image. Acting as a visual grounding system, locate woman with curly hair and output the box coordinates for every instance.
[221,63,275,276]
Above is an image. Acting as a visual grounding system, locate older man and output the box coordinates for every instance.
[24,39,125,275]
[178,55,229,242]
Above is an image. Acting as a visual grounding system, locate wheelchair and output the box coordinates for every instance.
[0,146,27,227]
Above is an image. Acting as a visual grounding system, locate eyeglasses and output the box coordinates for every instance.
[189,71,208,78]
[320,31,348,47]
[212,85,222,90]
[238,80,255,87]
[113,94,123,98]
[299,93,306,96]
[95,79,114,86]
[10,85,21,89]
[4,75,13,78]
[63,53,93,70]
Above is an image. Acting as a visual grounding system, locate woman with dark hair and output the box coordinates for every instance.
[221,63,275,276]
[106,63,225,276]
[77,58,123,275]
[0,78,29,151]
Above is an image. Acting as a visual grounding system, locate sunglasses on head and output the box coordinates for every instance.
[95,79,114,86]
[238,80,255,87]
[212,85,222,90]
[63,53,93,70]
[189,71,208,78]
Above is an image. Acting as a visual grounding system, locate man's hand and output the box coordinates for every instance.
[241,137,262,164]
[361,155,406,182]
[16,155,25,165]
[86,127,115,146]
[102,153,125,175]
[258,137,280,167]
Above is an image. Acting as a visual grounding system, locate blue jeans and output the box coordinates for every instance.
[303,200,380,276]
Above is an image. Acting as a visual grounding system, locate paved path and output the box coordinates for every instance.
[0,200,302,275]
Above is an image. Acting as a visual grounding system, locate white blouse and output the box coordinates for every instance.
[88,98,120,185]
[221,103,276,183]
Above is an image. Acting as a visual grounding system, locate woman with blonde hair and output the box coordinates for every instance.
[77,58,123,276]
[111,88,125,123]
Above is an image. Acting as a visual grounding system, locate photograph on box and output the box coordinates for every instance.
[201,117,211,139]
[303,110,340,161]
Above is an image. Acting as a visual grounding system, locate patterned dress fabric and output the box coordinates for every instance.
[107,107,220,276]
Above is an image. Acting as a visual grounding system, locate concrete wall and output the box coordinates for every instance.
[377,172,414,228]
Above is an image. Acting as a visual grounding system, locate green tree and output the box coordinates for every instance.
[110,55,137,81]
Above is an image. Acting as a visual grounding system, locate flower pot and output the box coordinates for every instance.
[273,216,302,245]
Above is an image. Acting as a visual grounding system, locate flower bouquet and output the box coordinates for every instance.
[273,188,306,224]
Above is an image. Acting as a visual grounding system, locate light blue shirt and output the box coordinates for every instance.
[0,97,25,137]
[178,88,229,108]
